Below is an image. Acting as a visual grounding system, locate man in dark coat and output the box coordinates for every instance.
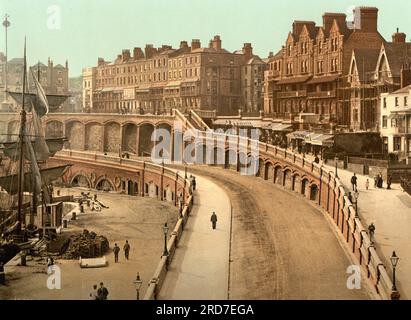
[97,282,109,300]
[351,174,358,191]
[210,212,218,230]
[123,240,130,260]
[113,244,120,263]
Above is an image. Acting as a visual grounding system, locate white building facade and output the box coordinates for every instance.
[380,85,411,162]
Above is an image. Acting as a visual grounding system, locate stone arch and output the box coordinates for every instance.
[104,122,121,153]
[301,178,309,197]
[256,158,264,178]
[66,120,85,150]
[155,122,172,159]
[264,161,274,181]
[292,173,301,192]
[7,120,20,142]
[213,147,225,166]
[139,123,155,156]
[224,148,236,170]
[71,173,91,188]
[165,185,173,202]
[46,120,64,138]
[274,165,283,185]
[147,181,157,198]
[283,168,293,190]
[122,123,138,154]
[310,184,319,201]
[85,122,103,151]
[95,177,115,191]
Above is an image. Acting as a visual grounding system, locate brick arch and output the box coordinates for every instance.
[264,161,274,181]
[309,183,319,201]
[224,148,236,170]
[95,177,115,191]
[139,123,155,156]
[122,123,138,154]
[274,165,283,185]
[283,168,293,189]
[70,173,91,188]
[212,146,225,166]
[256,158,265,178]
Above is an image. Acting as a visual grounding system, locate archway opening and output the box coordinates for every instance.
[96,179,114,192]
[139,124,155,157]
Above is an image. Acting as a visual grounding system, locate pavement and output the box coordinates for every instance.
[321,164,411,300]
[0,188,179,300]
[158,174,231,300]
[166,165,373,300]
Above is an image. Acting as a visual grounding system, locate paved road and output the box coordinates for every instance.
[159,175,231,300]
[173,165,373,300]
[322,165,411,299]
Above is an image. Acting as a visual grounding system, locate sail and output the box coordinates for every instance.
[25,135,42,195]
[2,137,67,161]
[6,91,69,112]
[30,69,49,117]
[0,164,72,195]
[31,100,50,161]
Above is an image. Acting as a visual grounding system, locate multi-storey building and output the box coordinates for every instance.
[380,83,411,162]
[86,36,266,115]
[264,7,385,129]
[0,55,25,111]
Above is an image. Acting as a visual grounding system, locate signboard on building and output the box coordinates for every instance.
[123,88,135,100]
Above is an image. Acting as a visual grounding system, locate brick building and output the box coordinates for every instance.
[85,36,266,115]
[264,7,386,129]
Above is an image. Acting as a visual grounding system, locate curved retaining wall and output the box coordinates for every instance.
[54,128,398,300]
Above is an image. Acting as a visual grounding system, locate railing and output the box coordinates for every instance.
[307,90,336,98]
[190,109,211,131]
[276,90,307,98]
[192,109,217,119]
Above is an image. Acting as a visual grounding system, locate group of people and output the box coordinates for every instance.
[113,240,131,263]
[89,282,109,300]
[351,172,393,191]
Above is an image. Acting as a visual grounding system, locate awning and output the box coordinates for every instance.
[286,131,311,140]
[304,133,334,146]
[276,75,312,85]
[166,81,181,88]
[213,119,262,128]
[101,87,115,92]
[306,74,339,85]
[271,123,293,132]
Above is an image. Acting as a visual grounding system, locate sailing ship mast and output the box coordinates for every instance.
[16,38,27,235]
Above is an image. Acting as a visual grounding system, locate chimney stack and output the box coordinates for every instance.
[211,35,222,50]
[401,64,411,88]
[392,28,406,43]
[354,7,378,32]
[122,49,131,61]
[242,43,253,60]
[133,47,144,60]
[191,39,201,51]
[180,41,189,49]
[97,57,105,66]
[145,44,157,59]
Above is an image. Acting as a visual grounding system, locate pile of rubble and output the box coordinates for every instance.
[61,229,109,260]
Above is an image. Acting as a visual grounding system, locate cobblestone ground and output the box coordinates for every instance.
[181,165,374,300]
[0,188,178,300]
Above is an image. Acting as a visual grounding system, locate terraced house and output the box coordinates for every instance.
[86,36,266,115]
[264,7,386,130]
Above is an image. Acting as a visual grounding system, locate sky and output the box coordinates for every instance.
[1,0,411,77]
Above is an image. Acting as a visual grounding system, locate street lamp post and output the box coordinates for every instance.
[162,222,169,257]
[334,155,339,178]
[133,272,143,300]
[2,14,10,107]
[390,251,400,300]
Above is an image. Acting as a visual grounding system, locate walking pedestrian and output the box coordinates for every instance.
[368,223,376,244]
[387,175,392,190]
[113,243,120,263]
[210,212,218,230]
[89,284,98,300]
[192,176,197,191]
[374,175,378,188]
[97,282,109,300]
[365,179,370,191]
[351,173,358,191]
[123,240,130,260]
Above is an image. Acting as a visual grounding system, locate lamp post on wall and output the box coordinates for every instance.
[390,251,400,300]
[162,222,169,257]
[334,155,339,178]
[133,272,143,300]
